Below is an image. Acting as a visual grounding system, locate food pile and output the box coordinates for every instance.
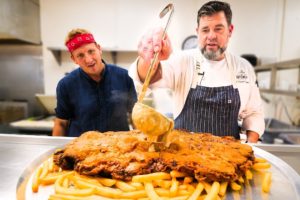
[32,130,272,199]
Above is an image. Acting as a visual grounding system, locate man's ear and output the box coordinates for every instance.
[70,54,78,65]
[71,54,75,62]
[96,43,102,50]
[229,24,234,37]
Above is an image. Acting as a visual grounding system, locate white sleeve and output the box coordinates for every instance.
[239,62,265,137]
[128,58,175,96]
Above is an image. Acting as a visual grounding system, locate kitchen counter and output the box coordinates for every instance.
[0,134,71,200]
[0,133,299,200]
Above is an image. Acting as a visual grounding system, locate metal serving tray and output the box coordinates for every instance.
[17,146,300,200]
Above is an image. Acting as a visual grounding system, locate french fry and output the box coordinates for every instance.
[178,184,187,190]
[218,182,228,196]
[48,193,93,200]
[97,177,116,187]
[73,174,102,186]
[170,177,179,197]
[232,191,241,200]
[75,179,122,198]
[48,156,54,172]
[255,157,267,163]
[168,196,190,200]
[201,181,211,194]
[153,179,172,189]
[238,176,244,184]
[33,154,274,199]
[230,181,241,191]
[245,169,253,180]
[62,176,70,188]
[170,170,188,178]
[204,181,220,200]
[155,188,171,197]
[129,181,144,190]
[186,184,195,193]
[187,182,204,200]
[132,172,171,182]
[144,181,161,200]
[39,159,49,180]
[55,173,95,196]
[183,177,193,184]
[177,189,192,196]
[262,172,272,193]
[40,171,71,185]
[252,162,271,171]
[31,165,43,193]
[115,180,137,192]
[119,190,148,199]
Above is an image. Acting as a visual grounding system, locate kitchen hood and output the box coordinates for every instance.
[0,0,41,44]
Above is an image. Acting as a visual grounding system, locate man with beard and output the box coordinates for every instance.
[129,1,264,143]
[52,28,137,137]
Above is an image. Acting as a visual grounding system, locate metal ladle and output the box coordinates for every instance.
[132,3,174,144]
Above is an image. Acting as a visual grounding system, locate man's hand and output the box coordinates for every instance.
[136,27,172,83]
[138,27,172,63]
[246,130,259,143]
[52,118,69,136]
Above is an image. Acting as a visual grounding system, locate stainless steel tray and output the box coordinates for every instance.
[17,146,300,200]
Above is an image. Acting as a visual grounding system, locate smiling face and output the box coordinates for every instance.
[196,11,233,61]
[71,43,105,82]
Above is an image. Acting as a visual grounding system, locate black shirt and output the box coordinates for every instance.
[55,63,137,137]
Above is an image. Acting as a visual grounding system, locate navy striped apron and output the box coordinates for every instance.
[175,54,241,138]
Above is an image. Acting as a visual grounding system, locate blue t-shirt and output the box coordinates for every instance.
[55,63,137,137]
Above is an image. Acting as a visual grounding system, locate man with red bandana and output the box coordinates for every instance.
[52,28,137,137]
[129,1,265,143]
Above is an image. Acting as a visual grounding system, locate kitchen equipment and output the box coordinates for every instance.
[132,3,174,142]
[262,118,300,144]
[9,94,56,133]
[0,101,28,125]
[35,94,56,115]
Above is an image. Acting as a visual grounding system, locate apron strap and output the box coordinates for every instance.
[192,51,237,88]
[225,52,237,88]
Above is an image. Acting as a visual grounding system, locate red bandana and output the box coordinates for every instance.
[66,33,95,52]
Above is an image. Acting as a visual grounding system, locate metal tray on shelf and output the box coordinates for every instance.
[16,146,300,200]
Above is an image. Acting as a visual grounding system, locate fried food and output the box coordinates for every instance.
[53,129,254,182]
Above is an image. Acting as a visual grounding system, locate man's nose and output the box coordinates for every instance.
[84,54,93,63]
[207,30,217,40]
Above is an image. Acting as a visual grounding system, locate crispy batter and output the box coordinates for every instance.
[53,130,254,182]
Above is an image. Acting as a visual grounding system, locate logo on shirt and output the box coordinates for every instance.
[236,70,249,83]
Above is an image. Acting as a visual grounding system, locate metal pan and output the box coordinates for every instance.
[17,146,300,199]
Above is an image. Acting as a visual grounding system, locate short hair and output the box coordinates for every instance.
[65,28,91,44]
[197,1,232,26]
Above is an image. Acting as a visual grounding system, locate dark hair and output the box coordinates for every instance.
[197,1,232,26]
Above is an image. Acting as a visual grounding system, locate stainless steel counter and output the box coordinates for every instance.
[0,134,71,200]
[0,133,299,200]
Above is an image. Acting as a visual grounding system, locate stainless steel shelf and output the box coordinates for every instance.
[255,58,300,97]
[47,47,137,65]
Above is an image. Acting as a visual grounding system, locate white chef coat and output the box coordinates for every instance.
[129,48,265,136]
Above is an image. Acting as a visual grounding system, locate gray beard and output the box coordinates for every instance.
[201,46,226,61]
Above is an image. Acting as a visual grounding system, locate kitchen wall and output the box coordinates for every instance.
[0,45,44,118]
[39,0,300,124]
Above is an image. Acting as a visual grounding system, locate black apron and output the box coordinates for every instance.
[174,53,241,139]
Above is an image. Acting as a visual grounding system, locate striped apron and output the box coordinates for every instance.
[174,53,241,138]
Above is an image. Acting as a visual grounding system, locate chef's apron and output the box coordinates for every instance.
[174,52,241,138]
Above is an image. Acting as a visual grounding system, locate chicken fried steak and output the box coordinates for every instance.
[53,130,254,182]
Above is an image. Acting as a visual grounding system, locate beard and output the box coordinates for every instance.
[201,45,226,61]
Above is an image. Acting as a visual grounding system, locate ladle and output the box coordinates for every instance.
[138,3,174,102]
[132,4,174,144]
